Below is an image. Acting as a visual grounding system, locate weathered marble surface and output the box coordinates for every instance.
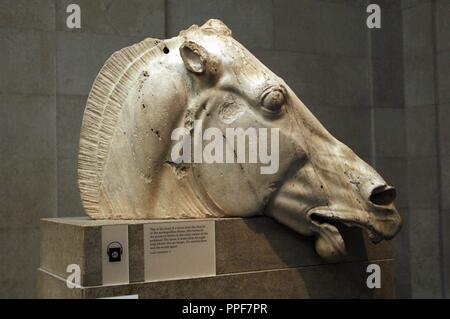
[78,19,401,261]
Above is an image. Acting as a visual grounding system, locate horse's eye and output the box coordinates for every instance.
[261,87,286,114]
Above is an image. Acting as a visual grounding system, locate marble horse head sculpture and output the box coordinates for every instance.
[78,19,401,261]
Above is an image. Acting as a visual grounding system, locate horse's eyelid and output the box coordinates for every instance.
[261,89,286,105]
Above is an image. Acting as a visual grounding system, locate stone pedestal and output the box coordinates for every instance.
[38,217,396,298]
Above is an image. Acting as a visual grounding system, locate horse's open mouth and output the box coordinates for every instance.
[309,211,384,243]
[308,209,385,261]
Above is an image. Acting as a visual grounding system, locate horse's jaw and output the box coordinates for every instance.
[264,141,402,263]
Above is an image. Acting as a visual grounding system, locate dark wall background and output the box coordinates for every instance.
[0,0,448,298]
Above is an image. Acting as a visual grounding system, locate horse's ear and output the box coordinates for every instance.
[179,41,209,74]
[200,19,232,37]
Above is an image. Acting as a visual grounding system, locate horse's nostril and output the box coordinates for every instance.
[369,186,396,206]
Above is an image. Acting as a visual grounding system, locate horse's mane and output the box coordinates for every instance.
[78,20,231,218]
[78,37,165,218]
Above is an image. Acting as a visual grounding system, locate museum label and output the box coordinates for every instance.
[144,220,216,282]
